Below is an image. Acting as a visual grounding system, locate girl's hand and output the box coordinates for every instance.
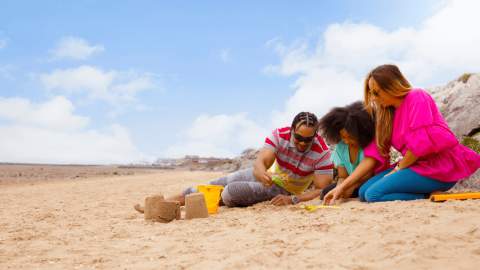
[323,185,346,205]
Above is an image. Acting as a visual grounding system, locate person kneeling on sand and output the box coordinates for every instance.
[324,64,480,205]
[143,112,334,208]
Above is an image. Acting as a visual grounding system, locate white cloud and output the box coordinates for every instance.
[50,36,104,60]
[266,0,480,126]
[166,0,480,158]
[0,96,88,131]
[163,113,268,158]
[220,49,231,63]
[39,65,155,106]
[0,96,147,164]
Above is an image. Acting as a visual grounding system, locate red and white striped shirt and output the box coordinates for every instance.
[264,126,333,194]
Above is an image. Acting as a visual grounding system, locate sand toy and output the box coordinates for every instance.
[430,192,480,202]
[198,185,224,214]
[185,192,209,219]
[300,204,341,212]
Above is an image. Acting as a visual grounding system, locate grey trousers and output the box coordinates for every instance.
[183,168,290,207]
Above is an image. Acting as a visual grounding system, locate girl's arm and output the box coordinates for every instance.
[338,157,376,190]
[323,157,377,205]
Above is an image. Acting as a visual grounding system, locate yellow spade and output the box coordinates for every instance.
[198,185,224,214]
[300,204,340,212]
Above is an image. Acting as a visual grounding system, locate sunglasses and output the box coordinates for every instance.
[293,133,315,143]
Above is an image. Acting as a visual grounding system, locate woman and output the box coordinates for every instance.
[324,64,480,204]
[318,101,377,200]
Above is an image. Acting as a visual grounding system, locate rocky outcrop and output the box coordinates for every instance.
[428,73,480,190]
[428,73,480,137]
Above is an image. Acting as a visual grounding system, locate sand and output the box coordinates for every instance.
[1,167,479,270]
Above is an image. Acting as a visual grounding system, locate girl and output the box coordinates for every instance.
[318,101,378,200]
[324,64,480,204]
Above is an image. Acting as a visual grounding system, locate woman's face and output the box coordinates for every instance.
[368,77,400,107]
[339,129,358,147]
[292,125,316,152]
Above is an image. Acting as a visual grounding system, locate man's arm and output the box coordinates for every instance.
[295,174,333,202]
[253,148,276,186]
[271,173,333,205]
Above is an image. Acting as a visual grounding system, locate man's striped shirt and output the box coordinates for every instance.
[264,127,333,194]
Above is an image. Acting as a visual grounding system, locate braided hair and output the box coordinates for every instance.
[291,112,319,131]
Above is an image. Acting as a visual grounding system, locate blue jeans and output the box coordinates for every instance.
[359,168,455,202]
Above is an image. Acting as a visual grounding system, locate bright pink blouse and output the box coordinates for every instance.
[364,88,480,182]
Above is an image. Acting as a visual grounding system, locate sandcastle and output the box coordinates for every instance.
[144,194,181,223]
[138,192,210,222]
[185,193,209,219]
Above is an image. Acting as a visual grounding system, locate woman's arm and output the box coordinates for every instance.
[397,150,418,169]
[385,150,418,176]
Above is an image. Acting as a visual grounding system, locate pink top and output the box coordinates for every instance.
[364,88,480,182]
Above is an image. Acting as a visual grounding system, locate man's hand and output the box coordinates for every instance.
[270,194,293,206]
[255,170,273,187]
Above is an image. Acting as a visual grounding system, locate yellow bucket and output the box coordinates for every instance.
[198,185,224,214]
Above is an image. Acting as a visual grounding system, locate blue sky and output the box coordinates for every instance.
[1,0,478,164]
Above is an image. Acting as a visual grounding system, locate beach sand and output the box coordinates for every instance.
[1,168,479,270]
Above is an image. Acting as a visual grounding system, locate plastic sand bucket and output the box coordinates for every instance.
[198,185,224,214]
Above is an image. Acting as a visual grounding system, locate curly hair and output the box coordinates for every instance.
[318,101,375,148]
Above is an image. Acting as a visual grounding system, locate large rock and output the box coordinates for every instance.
[428,73,480,137]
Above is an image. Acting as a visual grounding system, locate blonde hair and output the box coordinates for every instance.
[364,64,412,156]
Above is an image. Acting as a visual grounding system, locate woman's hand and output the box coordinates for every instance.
[271,194,292,206]
[385,164,400,177]
[323,184,347,205]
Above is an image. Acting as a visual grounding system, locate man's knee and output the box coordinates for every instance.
[221,182,257,207]
[221,185,236,207]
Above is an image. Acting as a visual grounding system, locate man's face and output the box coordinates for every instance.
[292,125,316,152]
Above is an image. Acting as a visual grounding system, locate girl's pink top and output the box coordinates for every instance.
[364,88,480,182]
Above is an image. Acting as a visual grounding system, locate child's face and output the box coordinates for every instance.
[340,129,358,146]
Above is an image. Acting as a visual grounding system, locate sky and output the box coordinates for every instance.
[1,0,479,164]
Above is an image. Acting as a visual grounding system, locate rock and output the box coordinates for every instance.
[428,73,480,137]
